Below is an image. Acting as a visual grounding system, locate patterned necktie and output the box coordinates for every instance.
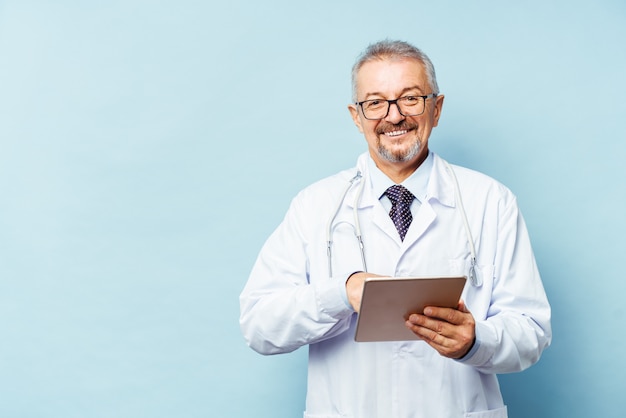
[385,185,415,241]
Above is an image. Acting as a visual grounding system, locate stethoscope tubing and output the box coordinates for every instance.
[326,162,481,286]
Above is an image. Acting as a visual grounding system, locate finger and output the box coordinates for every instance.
[458,299,470,313]
[406,315,448,340]
[424,306,466,326]
[406,321,468,358]
[407,312,475,358]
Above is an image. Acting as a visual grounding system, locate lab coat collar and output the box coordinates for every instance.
[426,154,456,208]
[348,152,457,209]
[367,152,433,205]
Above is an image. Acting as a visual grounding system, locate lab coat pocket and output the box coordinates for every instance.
[416,258,469,277]
[465,405,508,417]
[448,259,469,277]
[450,259,494,287]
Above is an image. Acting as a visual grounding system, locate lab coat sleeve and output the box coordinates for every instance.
[239,191,355,355]
[459,193,552,373]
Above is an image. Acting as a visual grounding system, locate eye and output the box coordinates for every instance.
[364,100,384,110]
[403,96,420,103]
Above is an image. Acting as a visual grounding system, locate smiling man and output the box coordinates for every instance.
[348,54,443,182]
[240,40,551,418]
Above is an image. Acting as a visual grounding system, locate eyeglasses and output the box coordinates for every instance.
[356,93,437,120]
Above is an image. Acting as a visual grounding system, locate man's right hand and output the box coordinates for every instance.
[345,272,385,312]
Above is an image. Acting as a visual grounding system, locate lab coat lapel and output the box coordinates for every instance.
[347,177,399,241]
[345,152,457,245]
[353,176,420,244]
[403,201,436,246]
[403,155,456,247]
[371,199,399,241]
[345,157,399,242]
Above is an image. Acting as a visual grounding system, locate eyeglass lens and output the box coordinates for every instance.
[362,96,425,120]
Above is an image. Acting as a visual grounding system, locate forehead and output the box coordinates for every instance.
[355,58,428,99]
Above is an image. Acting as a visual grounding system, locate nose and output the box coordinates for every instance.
[384,101,405,124]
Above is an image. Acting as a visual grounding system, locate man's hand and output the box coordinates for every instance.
[345,272,384,312]
[405,300,476,359]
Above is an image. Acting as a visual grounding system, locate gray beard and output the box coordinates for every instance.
[377,138,421,163]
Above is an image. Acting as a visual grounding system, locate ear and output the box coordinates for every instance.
[348,104,364,133]
[432,94,445,127]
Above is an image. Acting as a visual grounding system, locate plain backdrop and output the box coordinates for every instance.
[1,1,625,417]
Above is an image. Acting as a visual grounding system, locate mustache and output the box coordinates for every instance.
[375,121,418,135]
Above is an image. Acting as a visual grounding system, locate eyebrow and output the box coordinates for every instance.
[361,85,426,101]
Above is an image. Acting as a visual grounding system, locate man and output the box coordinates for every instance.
[240,40,551,418]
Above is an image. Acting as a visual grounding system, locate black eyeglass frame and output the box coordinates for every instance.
[355,93,437,120]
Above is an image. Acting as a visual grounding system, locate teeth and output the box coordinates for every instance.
[385,130,407,137]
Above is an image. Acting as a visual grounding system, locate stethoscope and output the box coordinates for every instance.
[325,161,481,287]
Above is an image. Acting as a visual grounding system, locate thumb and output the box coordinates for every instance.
[458,299,471,313]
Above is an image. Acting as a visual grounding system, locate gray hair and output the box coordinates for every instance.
[351,40,440,102]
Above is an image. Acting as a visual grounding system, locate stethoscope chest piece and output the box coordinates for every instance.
[468,258,482,287]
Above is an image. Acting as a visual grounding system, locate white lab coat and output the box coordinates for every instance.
[240,152,551,418]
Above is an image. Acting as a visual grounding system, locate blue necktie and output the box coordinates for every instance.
[385,185,415,241]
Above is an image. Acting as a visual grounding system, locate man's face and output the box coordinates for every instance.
[348,58,444,170]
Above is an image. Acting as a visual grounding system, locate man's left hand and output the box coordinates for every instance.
[405,300,476,359]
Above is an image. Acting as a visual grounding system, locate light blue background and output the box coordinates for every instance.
[1,1,625,417]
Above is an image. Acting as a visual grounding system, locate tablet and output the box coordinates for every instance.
[354,276,467,342]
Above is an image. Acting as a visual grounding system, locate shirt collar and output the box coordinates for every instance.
[367,151,434,203]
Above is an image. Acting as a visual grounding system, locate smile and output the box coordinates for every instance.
[385,129,408,137]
